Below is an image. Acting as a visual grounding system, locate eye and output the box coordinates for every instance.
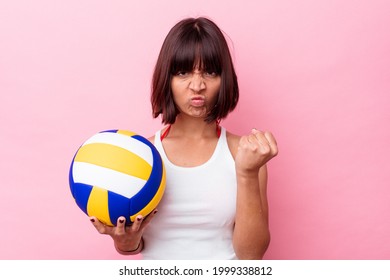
[204,71,218,78]
[175,71,189,77]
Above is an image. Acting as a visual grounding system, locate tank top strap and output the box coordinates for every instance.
[154,129,164,152]
[218,127,235,164]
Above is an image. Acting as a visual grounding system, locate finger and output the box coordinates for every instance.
[264,131,276,145]
[252,129,276,149]
[130,215,144,232]
[90,216,110,235]
[245,134,265,153]
[246,133,257,145]
[264,131,278,156]
[115,216,126,234]
[140,209,158,230]
[250,130,271,151]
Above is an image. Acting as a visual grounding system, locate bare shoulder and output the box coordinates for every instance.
[147,136,154,144]
[226,130,241,159]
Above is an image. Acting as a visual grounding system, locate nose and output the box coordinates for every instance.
[188,72,206,92]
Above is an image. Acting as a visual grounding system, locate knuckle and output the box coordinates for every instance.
[130,225,140,233]
[238,138,246,147]
[250,145,257,152]
[113,231,123,238]
[261,145,271,154]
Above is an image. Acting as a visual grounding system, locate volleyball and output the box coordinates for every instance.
[69,129,166,226]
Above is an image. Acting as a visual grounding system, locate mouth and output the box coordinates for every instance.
[190,97,205,107]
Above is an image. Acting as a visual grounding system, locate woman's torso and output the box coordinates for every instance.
[141,127,238,259]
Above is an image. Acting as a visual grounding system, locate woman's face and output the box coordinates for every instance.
[171,68,221,120]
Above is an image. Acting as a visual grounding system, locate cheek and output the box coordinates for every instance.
[171,88,187,111]
[170,79,179,95]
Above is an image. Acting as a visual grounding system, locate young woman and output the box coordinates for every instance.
[90,17,278,260]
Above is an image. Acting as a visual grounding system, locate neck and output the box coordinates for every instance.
[162,115,220,140]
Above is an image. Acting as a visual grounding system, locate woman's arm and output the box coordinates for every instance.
[230,129,278,259]
[233,165,270,259]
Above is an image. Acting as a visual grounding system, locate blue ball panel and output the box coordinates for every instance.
[107,191,132,226]
[69,158,76,198]
[129,135,163,214]
[71,182,93,215]
[100,129,118,133]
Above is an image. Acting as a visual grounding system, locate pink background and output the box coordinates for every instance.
[1,0,389,259]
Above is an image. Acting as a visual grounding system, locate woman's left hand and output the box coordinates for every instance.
[235,129,278,176]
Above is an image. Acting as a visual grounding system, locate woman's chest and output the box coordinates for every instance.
[162,138,219,167]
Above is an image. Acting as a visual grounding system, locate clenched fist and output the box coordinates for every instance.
[235,129,278,176]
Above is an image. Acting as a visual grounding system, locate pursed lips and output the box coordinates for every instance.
[190,97,205,107]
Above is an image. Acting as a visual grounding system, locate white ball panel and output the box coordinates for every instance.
[72,161,146,199]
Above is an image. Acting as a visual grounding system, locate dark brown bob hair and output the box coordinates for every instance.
[151,17,239,124]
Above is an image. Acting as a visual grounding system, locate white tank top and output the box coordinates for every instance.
[141,127,238,260]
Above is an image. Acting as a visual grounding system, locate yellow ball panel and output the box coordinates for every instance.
[74,143,152,181]
[87,186,113,226]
